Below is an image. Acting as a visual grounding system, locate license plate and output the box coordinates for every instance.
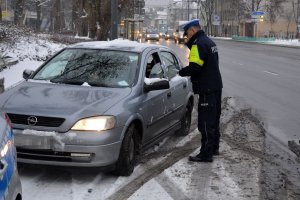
[15,135,52,149]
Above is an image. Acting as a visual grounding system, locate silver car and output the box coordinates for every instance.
[0,40,194,176]
[0,112,22,200]
[145,30,160,41]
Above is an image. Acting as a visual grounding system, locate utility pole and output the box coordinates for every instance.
[252,0,255,37]
[297,0,300,39]
[187,0,190,20]
[111,0,118,40]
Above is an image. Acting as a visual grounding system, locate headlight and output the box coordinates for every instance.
[71,116,116,131]
[0,142,10,158]
[147,34,150,37]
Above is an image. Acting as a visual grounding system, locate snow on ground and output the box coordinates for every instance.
[211,36,300,47]
[271,39,300,46]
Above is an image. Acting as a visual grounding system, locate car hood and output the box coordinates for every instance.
[0,81,131,130]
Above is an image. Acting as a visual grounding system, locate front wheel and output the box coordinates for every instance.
[115,124,136,176]
[176,103,192,136]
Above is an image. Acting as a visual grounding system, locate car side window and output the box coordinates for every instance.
[160,51,179,79]
[145,53,164,79]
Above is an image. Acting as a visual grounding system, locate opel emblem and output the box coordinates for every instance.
[27,116,38,126]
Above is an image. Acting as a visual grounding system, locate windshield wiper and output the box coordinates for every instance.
[87,82,112,87]
[50,78,84,85]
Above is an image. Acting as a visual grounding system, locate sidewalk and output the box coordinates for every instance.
[211,36,300,49]
[107,97,300,200]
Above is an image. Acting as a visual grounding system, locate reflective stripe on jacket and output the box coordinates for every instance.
[189,45,204,66]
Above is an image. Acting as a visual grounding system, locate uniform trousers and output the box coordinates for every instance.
[197,90,222,157]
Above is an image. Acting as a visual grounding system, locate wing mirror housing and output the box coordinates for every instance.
[23,69,34,80]
[144,78,170,92]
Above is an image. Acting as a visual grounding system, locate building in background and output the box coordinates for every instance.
[165,0,299,39]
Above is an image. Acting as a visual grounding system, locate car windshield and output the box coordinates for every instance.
[147,30,158,34]
[33,49,139,88]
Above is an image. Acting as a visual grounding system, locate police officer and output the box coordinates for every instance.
[179,19,223,162]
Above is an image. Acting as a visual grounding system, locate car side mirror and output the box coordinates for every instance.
[23,69,34,80]
[144,78,170,92]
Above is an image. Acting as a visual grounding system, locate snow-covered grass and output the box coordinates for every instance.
[271,39,300,46]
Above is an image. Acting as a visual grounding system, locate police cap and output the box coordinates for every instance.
[182,19,200,36]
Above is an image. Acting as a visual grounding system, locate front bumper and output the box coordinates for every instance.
[13,127,123,167]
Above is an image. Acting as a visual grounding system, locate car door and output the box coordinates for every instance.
[160,50,188,125]
[140,51,171,143]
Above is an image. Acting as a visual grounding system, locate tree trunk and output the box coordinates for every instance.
[0,4,2,22]
[14,0,25,26]
[96,0,102,40]
[36,1,41,31]
[98,0,111,40]
[88,1,97,39]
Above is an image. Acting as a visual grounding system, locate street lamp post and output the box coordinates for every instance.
[187,0,190,20]
[297,0,300,39]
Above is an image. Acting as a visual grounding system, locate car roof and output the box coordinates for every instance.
[68,39,164,53]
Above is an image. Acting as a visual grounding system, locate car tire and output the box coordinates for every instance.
[115,124,136,176]
[176,102,192,136]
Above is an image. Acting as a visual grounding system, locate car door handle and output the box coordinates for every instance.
[183,82,187,88]
[167,92,172,97]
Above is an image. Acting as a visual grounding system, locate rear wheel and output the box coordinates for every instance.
[115,124,136,176]
[176,103,192,136]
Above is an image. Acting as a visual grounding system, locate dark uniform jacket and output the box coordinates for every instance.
[179,30,223,94]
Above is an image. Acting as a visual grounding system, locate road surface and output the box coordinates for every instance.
[159,38,300,147]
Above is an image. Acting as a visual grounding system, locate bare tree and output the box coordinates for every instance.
[200,0,216,35]
[88,0,97,39]
[0,2,2,22]
[291,0,299,38]
[35,0,42,31]
[51,0,65,33]
[265,0,286,36]
[97,0,111,40]
[14,0,25,25]
[227,0,248,36]
[285,9,293,38]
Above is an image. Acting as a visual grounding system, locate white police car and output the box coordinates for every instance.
[0,112,22,200]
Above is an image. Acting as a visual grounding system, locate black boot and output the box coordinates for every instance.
[213,148,219,155]
[189,155,213,162]
[189,150,213,162]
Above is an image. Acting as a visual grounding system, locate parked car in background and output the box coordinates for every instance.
[165,29,175,41]
[145,30,160,41]
[0,112,22,200]
[0,40,194,176]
